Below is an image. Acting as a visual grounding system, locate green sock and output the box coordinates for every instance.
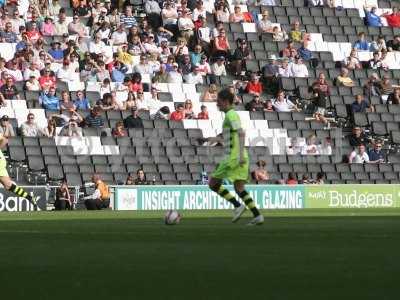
[217,186,241,208]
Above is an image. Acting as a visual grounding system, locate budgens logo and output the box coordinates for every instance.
[328,190,393,208]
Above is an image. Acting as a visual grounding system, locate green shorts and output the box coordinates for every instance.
[211,157,249,183]
[0,159,8,177]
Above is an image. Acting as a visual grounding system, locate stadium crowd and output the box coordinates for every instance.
[0,0,399,187]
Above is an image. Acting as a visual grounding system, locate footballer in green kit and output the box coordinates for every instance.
[207,89,264,225]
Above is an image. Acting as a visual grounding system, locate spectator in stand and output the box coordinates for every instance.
[286,173,298,185]
[290,55,309,77]
[231,39,251,76]
[0,115,15,138]
[201,84,218,102]
[68,15,86,36]
[85,107,105,128]
[183,99,195,119]
[349,144,370,163]
[25,75,40,91]
[246,74,263,96]
[248,95,266,112]
[145,0,162,29]
[184,66,204,84]
[212,28,230,58]
[0,77,19,99]
[314,172,325,184]
[258,10,273,33]
[54,180,71,211]
[272,90,299,112]
[112,121,127,137]
[278,58,293,78]
[121,6,137,29]
[60,91,75,112]
[353,32,369,51]
[211,56,227,77]
[264,100,274,111]
[301,134,319,155]
[135,169,150,185]
[161,2,179,37]
[197,105,209,120]
[39,87,60,110]
[21,113,42,137]
[349,127,368,147]
[298,40,318,67]
[178,9,195,42]
[229,6,245,23]
[151,106,171,120]
[59,119,83,137]
[167,63,184,83]
[378,75,394,98]
[48,42,64,62]
[387,35,400,51]
[369,51,387,70]
[383,7,400,28]
[363,73,381,97]
[214,2,230,23]
[74,90,91,110]
[345,49,362,70]
[364,6,383,27]
[311,73,331,97]
[23,63,41,81]
[83,174,111,210]
[387,87,400,105]
[272,26,288,42]
[252,160,269,182]
[289,20,304,43]
[368,141,385,163]
[370,36,387,53]
[57,60,76,82]
[170,104,185,121]
[0,22,18,43]
[282,40,297,58]
[123,107,143,128]
[351,94,374,113]
[190,44,204,66]
[335,67,354,87]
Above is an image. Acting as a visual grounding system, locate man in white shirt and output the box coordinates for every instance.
[89,34,106,55]
[133,55,153,74]
[23,63,41,81]
[272,90,298,112]
[278,58,293,78]
[111,24,128,46]
[57,60,75,82]
[184,66,204,84]
[20,113,42,137]
[178,9,194,40]
[349,144,370,163]
[54,13,69,36]
[7,61,23,82]
[167,63,183,83]
[290,56,309,77]
[211,57,227,76]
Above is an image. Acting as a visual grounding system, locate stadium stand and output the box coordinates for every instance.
[1,0,400,186]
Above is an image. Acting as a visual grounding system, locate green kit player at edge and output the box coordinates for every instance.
[207,89,264,225]
[0,135,38,209]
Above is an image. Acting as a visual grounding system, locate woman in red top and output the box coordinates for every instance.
[39,69,56,90]
[26,22,42,44]
[286,173,298,185]
[245,74,263,96]
[213,28,230,58]
[170,104,185,121]
[129,72,144,93]
[197,105,209,119]
[384,7,400,27]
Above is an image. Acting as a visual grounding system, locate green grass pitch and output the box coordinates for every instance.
[0,209,399,300]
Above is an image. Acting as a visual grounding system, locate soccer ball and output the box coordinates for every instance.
[164,210,181,225]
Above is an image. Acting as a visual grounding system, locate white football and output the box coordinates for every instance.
[164,210,181,225]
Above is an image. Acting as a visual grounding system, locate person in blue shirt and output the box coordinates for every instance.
[353,32,369,51]
[364,6,383,27]
[0,22,18,43]
[48,42,64,62]
[351,94,372,113]
[39,87,60,110]
[74,90,91,110]
[16,33,28,52]
[368,142,385,163]
[111,61,127,83]
[189,44,203,66]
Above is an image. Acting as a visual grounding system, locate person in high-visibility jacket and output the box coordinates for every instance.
[84,174,110,210]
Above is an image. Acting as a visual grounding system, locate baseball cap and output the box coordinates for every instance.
[1,115,9,121]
